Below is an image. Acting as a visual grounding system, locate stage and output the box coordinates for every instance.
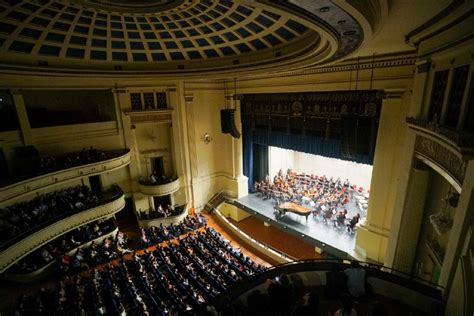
[233,193,363,259]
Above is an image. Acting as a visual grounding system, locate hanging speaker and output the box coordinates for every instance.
[220,109,241,138]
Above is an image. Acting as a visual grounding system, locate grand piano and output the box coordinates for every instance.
[274,202,311,222]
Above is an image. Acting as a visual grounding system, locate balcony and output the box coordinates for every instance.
[207,259,444,315]
[3,225,119,283]
[136,205,188,228]
[138,177,180,196]
[0,149,131,205]
[0,187,125,272]
[406,117,474,190]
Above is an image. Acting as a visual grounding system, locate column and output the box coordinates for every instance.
[385,61,433,267]
[112,89,141,191]
[170,81,193,208]
[355,89,408,262]
[439,160,474,296]
[229,94,248,198]
[391,161,430,273]
[10,90,32,145]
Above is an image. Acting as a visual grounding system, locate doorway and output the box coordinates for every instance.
[153,156,165,179]
[115,197,141,249]
[89,175,102,194]
[153,195,171,209]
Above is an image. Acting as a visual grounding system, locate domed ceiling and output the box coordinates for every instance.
[0,0,367,75]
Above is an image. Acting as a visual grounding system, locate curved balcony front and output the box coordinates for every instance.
[137,205,187,229]
[138,177,180,196]
[0,189,125,273]
[2,226,119,283]
[407,118,474,191]
[0,149,131,205]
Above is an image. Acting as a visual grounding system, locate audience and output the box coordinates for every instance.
[140,214,206,246]
[344,260,366,298]
[139,204,183,220]
[334,293,358,316]
[0,185,121,249]
[7,218,117,274]
[14,215,265,315]
[3,147,113,186]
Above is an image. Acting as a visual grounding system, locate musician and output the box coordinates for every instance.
[347,213,360,234]
[334,209,347,228]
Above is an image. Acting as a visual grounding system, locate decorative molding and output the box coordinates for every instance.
[2,226,118,283]
[416,60,432,74]
[0,194,125,272]
[242,53,417,80]
[407,117,474,154]
[383,89,406,99]
[275,0,365,62]
[125,109,173,124]
[414,135,467,186]
[0,149,131,205]
[137,206,188,229]
[138,177,180,196]
[130,114,172,124]
[405,0,464,43]
[184,94,194,102]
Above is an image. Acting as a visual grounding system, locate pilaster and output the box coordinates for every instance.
[439,161,474,296]
[355,89,408,262]
[391,162,430,274]
[113,89,140,191]
[227,94,248,198]
[10,90,32,145]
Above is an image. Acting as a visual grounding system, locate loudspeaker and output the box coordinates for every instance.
[220,109,241,138]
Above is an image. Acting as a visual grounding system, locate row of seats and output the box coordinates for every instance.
[140,214,206,245]
[15,216,266,315]
[3,146,115,187]
[0,185,122,250]
[7,217,117,274]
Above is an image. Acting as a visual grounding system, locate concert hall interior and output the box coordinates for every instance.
[0,0,473,315]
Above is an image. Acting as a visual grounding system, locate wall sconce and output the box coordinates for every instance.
[201,133,213,144]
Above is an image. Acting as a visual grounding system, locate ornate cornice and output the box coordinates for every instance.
[241,52,417,80]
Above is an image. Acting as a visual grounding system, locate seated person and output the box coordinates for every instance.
[344,260,366,298]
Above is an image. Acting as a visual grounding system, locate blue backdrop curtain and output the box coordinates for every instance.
[252,143,268,184]
[243,128,372,192]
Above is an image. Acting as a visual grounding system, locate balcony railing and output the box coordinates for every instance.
[406,117,474,153]
[406,117,473,189]
[0,149,131,204]
[138,177,180,196]
[0,187,125,272]
[136,204,188,228]
[206,259,444,315]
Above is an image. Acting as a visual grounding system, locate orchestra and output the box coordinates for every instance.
[254,169,362,234]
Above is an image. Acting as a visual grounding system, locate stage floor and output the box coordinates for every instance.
[234,193,360,259]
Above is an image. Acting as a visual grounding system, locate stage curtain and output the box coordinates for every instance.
[253,143,268,184]
[242,126,253,191]
[252,129,372,164]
